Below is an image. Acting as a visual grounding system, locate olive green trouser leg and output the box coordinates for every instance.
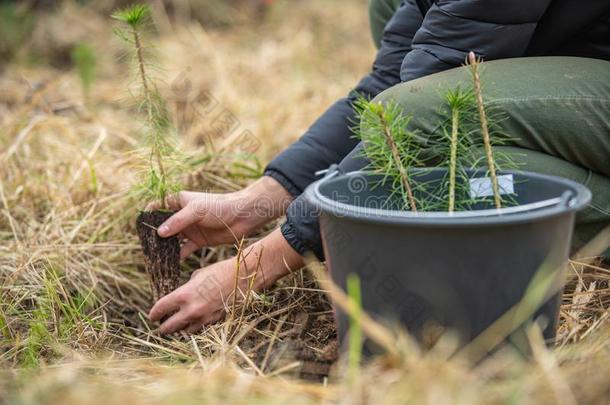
[371,57,610,254]
[492,147,610,253]
[369,0,405,48]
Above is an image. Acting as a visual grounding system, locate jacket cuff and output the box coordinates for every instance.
[281,219,325,261]
[263,169,302,198]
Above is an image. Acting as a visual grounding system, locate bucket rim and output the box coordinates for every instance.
[304,168,592,227]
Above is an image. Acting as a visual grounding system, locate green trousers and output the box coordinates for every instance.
[368,0,610,252]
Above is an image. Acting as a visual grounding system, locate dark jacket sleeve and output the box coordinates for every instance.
[280,146,369,259]
[264,0,423,197]
[265,0,424,257]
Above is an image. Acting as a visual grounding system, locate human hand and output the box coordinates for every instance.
[146,176,293,259]
[148,258,235,334]
[148,228,304,334]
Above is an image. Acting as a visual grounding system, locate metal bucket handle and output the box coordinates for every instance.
[314,166,580,218]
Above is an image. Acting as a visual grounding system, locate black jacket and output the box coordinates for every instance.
[264,0,610,259]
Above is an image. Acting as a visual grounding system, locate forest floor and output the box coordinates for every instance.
[0,1,609,403]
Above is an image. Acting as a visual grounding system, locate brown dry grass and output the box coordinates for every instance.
[0,1,609,404]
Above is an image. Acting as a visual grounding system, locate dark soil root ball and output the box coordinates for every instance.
[136,211,181,302]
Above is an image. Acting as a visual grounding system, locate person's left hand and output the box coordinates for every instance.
[148,228,304,335]
[148,258,236,334]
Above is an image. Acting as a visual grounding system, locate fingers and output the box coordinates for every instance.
[190,268,203,279]
[157,306,224,335]
[182,226,208,248]
[179,227,208,260]
[185,320,205,334]
[158,202,205,238]
[145,192,184,212]
[158,311,191,335]
[149,292,181,322]
[185,310,225,334]
[148,259,233,335]
[149,288,192,334]
[180,240,200,260]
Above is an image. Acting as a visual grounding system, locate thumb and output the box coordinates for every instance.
[158,202,205,237]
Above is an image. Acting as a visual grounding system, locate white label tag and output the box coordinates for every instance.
[469,174,514,198]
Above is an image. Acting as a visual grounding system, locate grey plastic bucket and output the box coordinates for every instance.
[304,167,591,354]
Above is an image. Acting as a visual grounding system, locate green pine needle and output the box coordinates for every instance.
[111,3,183,209]
[443,86,474,212]
[436,80,520,211]
[354,97,423,211]
[111,4,150,28]
[354,70,520,213]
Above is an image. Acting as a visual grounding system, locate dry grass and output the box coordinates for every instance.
[0,1,609,403]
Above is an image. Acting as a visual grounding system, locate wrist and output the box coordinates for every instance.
[238,176,294,225]
[244,228,304,291]
[247,175,293,205]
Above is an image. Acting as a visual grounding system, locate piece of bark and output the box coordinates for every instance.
[136,211,181,302]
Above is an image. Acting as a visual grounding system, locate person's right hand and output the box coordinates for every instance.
[146,176,293,259]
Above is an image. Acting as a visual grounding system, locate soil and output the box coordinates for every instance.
[136,211,181,302]
[290,309,339,380]
[245,284,339,381]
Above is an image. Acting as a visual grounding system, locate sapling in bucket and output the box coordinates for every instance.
[112,5,183,301]
[305,53,591,355]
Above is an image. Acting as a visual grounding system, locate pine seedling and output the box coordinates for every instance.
[443,86,475,212]
[71,42,96,104]
[436,80,520,212]
[354,98,422,211]
[112,4,180,210]
[468,52,502,209]
[112,4,183,302]
[354,66,517,213]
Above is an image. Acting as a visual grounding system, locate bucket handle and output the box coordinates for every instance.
[315,164,343,179]
[560,190,576,208]
[313,168,581,217]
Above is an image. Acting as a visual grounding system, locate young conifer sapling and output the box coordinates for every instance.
[356,58,513,214]
[468,51,502,209]
[376,105,418,212]
[442,86,476,212]
[355,99,421,211]
[112,4,182,302]
[447,90,461,213]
